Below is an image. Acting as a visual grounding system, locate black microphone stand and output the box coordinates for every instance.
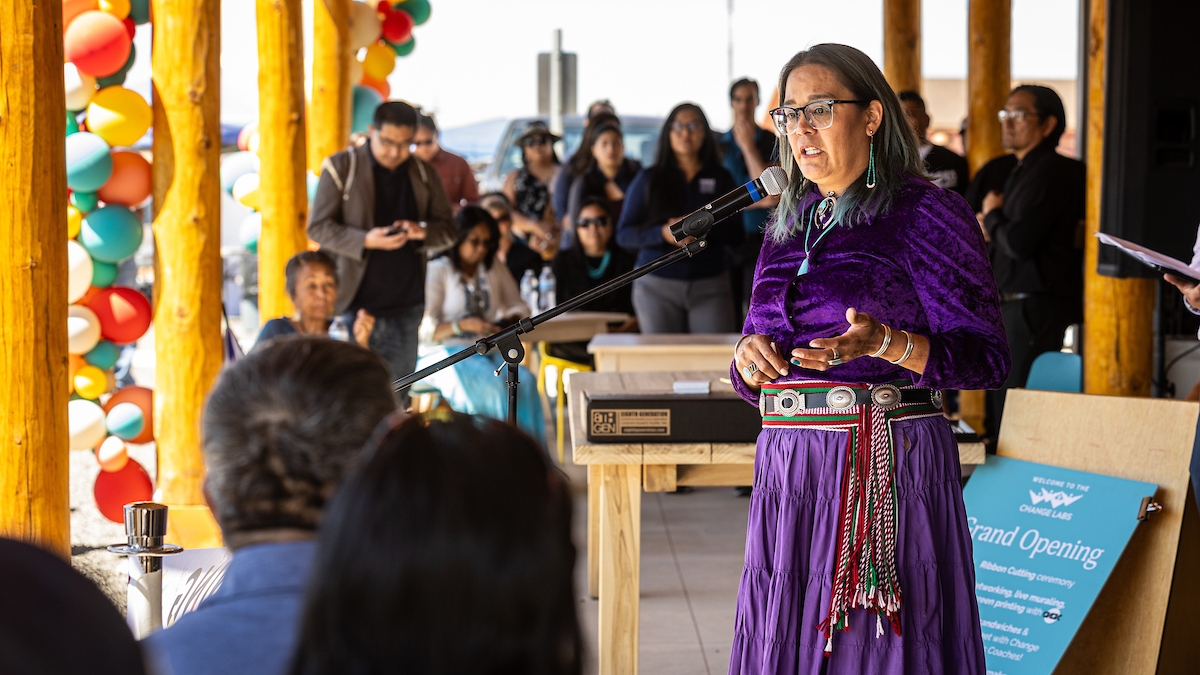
[392,211,721,427]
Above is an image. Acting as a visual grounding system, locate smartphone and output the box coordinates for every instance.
[385,224,407,236]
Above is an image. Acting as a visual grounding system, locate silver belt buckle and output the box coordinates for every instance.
[776,390,802,415]
[931,390,943,408]
[826,386,856,410]
[871,383,901,409]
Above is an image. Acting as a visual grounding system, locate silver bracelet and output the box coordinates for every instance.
[868,324,892,358]
[734,334,754,356]
[890,330,915,365]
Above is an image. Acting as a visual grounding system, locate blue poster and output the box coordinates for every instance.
[962,456,1156,675]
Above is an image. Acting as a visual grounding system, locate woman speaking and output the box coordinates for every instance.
[729,44,1010,673]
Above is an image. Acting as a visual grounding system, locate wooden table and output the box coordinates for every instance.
[587,333,741,373]
[520,311,630,345]
[569,370,986,675]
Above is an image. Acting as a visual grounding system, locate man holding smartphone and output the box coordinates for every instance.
[309,101,455,406]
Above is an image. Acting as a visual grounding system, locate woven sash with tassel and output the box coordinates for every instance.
[760,381,943,656]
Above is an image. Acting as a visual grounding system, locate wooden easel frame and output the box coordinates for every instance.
[998,389,1199,674]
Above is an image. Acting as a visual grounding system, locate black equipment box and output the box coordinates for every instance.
[585,392,761,444]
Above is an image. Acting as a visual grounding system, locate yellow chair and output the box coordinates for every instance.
[536,342,592,463]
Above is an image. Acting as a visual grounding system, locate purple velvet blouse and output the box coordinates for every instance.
[731,177,1010,405]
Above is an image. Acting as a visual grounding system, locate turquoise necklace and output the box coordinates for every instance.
[797,191,838,276]
[585,250,613,280]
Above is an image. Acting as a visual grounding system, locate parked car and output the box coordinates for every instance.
[478,114,663,194]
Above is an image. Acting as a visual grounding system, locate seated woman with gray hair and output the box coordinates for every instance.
[254,250,375,347]
[144,337,397,675]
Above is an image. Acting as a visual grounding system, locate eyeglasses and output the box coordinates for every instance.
[769,100,865,134]
[523,136,550,147]
[464,236,492,248]
[373,132,413,151]
[670,121,701,134]
[997,109,1035,124]
[576,216,612,229]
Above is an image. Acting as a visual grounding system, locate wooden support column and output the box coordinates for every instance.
[0,0,70,557]
[966,0,1010,174]
[308,0,351,172]
[1081,0,1154,396]
[151,0,223,520]
[256,0,308,320]
[883,0,922,94]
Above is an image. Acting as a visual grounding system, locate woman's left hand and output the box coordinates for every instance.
[353,309,375,346]
[790,307,883,371]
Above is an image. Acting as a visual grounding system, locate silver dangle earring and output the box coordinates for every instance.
[865,131,877,189]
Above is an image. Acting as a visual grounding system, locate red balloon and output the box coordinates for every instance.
[103,385,154,444]
[97,150,152,207]
[123,17,135,39]
[382,11,413,43]
[93,458,153,523]
[86,286,152,344]
[376,0,392,14]
[64,11,133,78]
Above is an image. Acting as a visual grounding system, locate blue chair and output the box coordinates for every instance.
[1025,351,1082,393]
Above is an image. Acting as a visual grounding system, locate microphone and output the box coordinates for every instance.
[670,166,787,241]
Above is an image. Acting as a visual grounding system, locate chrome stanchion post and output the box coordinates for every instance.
[108,502,183,638]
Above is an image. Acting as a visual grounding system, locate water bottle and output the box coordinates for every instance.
[520,268,539,314]
[538,265,556,312]
[327,315,350,341]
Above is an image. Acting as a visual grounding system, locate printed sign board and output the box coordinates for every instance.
[962,456,1156,674]
[160,547,231,628]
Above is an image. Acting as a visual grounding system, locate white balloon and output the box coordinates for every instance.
[67,240,94,303]
[239,212,263,246]
[97,435,130,472]
[232,172,261,210]
[68,304,102,355]
[65,63,97,112]
[68,399,107,451]
[348,1,382,51]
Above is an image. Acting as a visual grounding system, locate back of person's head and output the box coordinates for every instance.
[0,538,147,674]
[479,191,512,217]
[896,90,925,110]
[373,101,418,131]
[290,412,581,675]
[202,337,396,548]
[1010,84,1067,147]
[443,205,500,271]
[587,99,615,121]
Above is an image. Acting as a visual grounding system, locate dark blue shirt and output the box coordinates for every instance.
[719,127,777,234]
[616,164,739,280]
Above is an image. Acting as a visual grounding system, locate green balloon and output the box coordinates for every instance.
[130,0,151,24]
[91,260,119,288]
[391,36,416,57]
[66,113,80,136]
[71,191,100,214]
[398,0,430,26]
[351,85,383,134]
[85,340,121,370]
[244,238,258,255]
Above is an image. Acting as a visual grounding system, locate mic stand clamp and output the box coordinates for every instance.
[670,210,716,242]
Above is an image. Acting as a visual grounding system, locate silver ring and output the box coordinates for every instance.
[830,347,840,362]
[828,358,843,366]
[826,386,856,410]
[742,363,758,378]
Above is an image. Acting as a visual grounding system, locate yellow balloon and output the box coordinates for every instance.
[99,0,130,19]
[67,204,83,239]
[86,86,152,148]
[360,43,395,82]
[74,364,108,400]
[232,172,261,211]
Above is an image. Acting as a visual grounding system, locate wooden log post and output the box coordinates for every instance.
[308,0,351,173]
[1081,0,1154,395]
[0,0,70,557]
[883,0,921,95]
[150,0,224,536]
[257,0,309,321]
[960,0,1011,436]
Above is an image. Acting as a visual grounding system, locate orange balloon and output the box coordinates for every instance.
[103,385,153,444]
[97,150,151,207]
[63,0,99,35]
[362,75,390,100]
[68,354,85,393]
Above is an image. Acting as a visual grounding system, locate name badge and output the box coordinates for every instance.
[699,178,717,195]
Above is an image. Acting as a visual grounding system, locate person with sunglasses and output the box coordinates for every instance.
[503,121,562,258]
[547,197,637,365]
[413,113,479,214]
[616,103,741,334]
[416,206,544,444]
[727,44,1009,674]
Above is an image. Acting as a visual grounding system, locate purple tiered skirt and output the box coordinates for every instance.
[728,417,986,674]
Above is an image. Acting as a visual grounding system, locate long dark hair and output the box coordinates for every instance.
[645,103,720,226]
[566,113,621,178]
[289,412,582,675]
[441,205,500,271]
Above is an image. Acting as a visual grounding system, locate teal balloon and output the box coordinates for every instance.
[351,85,384,134]
[105,402,145,442]
[306,172,320,202]
[66,132,113,193]
[220,151,259,194]
[80,205,144,263]
[129,0,151,25]
[398,0,431,25]
[91,260,119,288]
[85,340,121,370]
[96,44,136,89]
[66,113,80,136]
[391,36,415,57]
[71,191,100,214]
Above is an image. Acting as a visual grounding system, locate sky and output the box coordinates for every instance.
[125,0,1080,132]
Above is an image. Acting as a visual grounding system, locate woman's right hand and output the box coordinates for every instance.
[459,316,500,335]
[734,334,790,390]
